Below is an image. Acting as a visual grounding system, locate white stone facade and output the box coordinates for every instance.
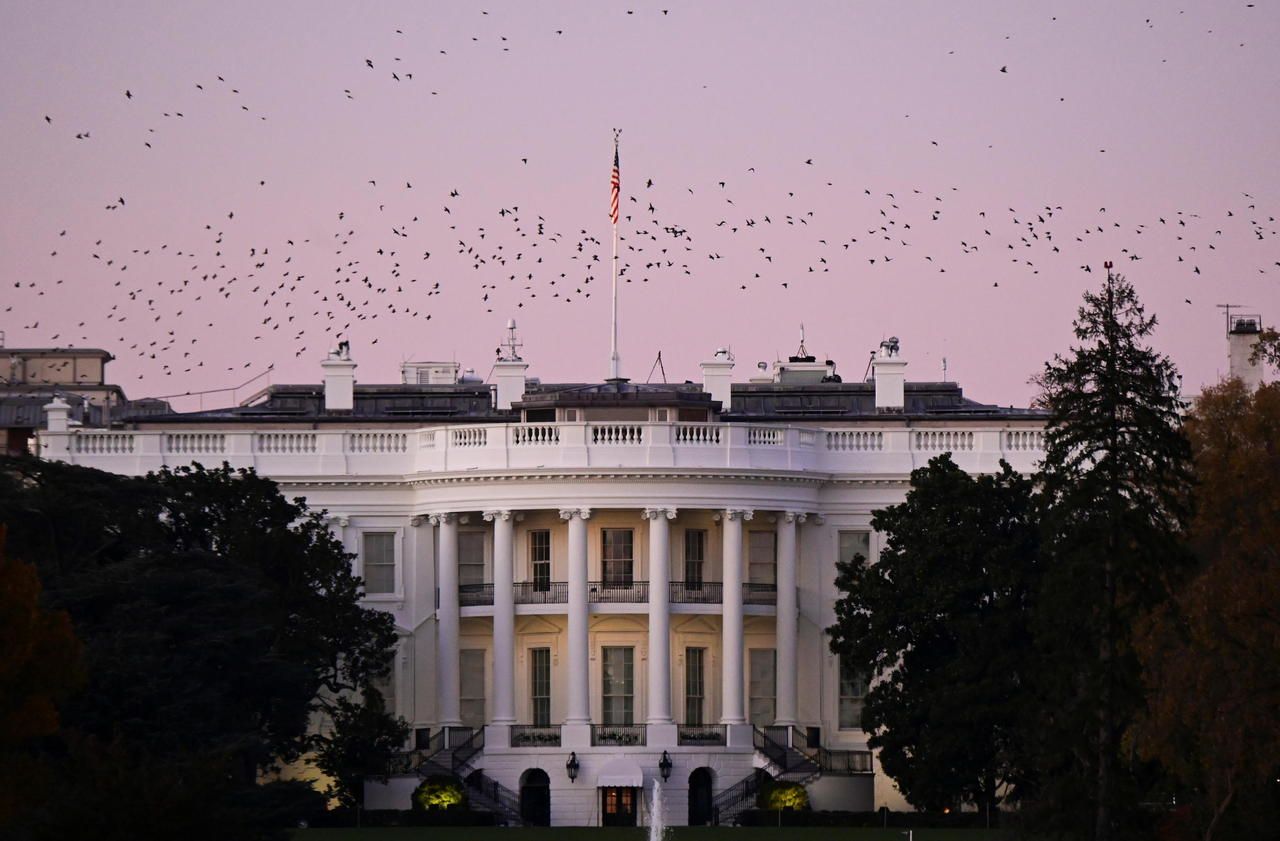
[37,352,1046,826]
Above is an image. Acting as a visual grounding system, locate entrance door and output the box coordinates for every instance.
[688,767,714,826]
[601,786,638,826]
[519,769,551,827]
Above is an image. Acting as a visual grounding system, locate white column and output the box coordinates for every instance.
[775,511,803,727]
[485,509,516,725]
[561,507,592,725]
[431,513,462,727]
[644,507,676,724]
[721,509,752,724]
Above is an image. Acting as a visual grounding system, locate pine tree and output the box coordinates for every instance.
[1030,267,1193,841]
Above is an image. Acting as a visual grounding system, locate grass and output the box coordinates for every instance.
[294,829,1011,841]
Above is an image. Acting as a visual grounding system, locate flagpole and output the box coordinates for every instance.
[610,130,621,381]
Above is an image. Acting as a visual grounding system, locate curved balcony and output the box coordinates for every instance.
[456,580,778,609]
[588,580,649,603]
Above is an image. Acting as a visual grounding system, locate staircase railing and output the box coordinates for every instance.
[451,727,486,774]
[711,768,772,826]
[463,769,525,826]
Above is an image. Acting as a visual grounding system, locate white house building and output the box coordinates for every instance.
[35,328,1050,827]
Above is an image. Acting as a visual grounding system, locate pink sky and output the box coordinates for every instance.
[2,0,1277,410]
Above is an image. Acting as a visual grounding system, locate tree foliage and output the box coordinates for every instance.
[1029,269,1193,840]
[0,525,84,829]
[828,455,1038,813]
[1130,379,1280,841]
[0,458,403,839]
[311,687,410,810]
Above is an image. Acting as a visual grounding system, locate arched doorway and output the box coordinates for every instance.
[519,768,551,826]
[688,767,714,826]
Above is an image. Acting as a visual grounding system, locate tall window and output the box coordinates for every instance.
[362,532,396,594]
[685,647,705,725]
[839,659,869,730]
[530,647,552,726]
[838,531,871,567]
[602,529,634,586]
[460,649,486,728]
[529,530,551,591]
[748,648,776,726]
[459,532,486,587]
[684,529,706,586]
[601,646,634,725]
[748,531,776,586]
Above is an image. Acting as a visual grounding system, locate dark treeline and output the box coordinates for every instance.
[0,462,407,840]
[829,271,1280,841]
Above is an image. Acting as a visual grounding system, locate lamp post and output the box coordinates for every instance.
[565,752,580,783]
[658,750,672,782]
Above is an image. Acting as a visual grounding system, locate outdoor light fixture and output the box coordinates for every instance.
[565,751,580,783]
[658,750,673,782]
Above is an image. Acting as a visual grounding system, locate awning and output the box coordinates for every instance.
[596,758,644,787]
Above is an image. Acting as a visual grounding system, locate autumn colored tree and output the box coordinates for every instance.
[0,525,83,830]
[1030,269,1193,841]
[1131,378,1280,841]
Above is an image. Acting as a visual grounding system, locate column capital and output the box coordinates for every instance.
[725,508,754,521]
[810,513,826,525]
[428,512,456,526]
[483,509,514,522]
[559,507,592,521]
[409,515,427,527]
[641,507,678,520]
[326,514,350,528]
[782,511,808,524]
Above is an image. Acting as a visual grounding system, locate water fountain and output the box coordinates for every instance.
[648,778,667,841]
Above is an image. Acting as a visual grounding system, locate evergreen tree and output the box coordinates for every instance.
[828,455,1039,814]
[1030,267,1193,841]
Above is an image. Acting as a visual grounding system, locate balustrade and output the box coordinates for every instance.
[48,420,1045,475]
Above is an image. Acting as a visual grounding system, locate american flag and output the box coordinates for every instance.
[609,142,620,225]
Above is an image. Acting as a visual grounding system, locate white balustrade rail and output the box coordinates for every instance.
[44,420,1046,478]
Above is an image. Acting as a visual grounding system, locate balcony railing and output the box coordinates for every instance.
[588,580,649,603]
[670,581,723,603]
[591,724,646,746]
[513,581,568,604]
[510,725,562,747]
[459,583,495,606]
[743,582,778,605]
[677,724,727,746]
[455,580,782,608]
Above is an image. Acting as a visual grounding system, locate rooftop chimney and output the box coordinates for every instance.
[321,341,356,412]
[492,319,529,410]
[43,396,71,433]
[872,336,907,413]
[700,348,734,408]
[1228,314,1264,391]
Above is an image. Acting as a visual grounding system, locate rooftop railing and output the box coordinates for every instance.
[41,420,1046,478]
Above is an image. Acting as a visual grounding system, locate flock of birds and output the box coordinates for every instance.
[8,6,1277,395]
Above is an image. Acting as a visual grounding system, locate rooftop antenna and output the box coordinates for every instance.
[498,318,523,361]
[608,128,623,381]
[646,351,667,384]
[942,357,948,382]
[796,323,809,358]
[1216,303,1250,335]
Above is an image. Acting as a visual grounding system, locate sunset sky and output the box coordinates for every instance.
[2,1,1277,409]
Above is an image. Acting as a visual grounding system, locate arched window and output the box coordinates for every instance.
[688,767,714,826]
[519,768,551,826]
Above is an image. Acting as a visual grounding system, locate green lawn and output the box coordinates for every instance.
[295,829,1010,841]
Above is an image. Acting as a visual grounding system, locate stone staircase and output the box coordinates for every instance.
[399,728,526,826]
